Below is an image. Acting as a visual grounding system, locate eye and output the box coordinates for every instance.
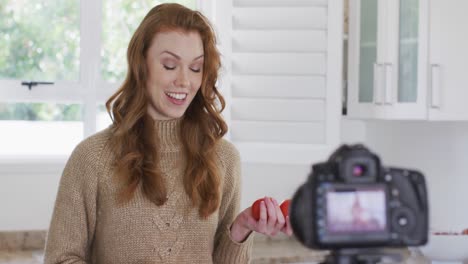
[190,63,203,73]
[163,65,176,70]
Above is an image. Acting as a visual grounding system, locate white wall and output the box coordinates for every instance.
[364,121,468,232]
[240,118,366,209]
[0,165,62,230]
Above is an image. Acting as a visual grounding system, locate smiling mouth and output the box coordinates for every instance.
[165,92,187,100]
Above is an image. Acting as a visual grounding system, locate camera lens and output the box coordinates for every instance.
[352,164,366,177]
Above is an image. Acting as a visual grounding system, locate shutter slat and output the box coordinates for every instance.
[231,121,325,144]
[232,75,326,99]
[232,53,326,75]
[231,98,325,122]
[233,7,327,30]
[232,30,327,53]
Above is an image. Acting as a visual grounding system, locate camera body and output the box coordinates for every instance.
[290,145,428,250]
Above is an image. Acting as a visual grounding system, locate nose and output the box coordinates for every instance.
[175,68,190,88]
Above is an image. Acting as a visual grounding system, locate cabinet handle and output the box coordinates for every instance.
[430,64,441,108]
[373,63,384,105]
[384,63,393,105]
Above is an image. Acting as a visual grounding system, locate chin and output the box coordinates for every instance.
[166,111,185,120]
[149,107,187,120]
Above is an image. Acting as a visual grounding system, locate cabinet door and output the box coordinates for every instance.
[428,0,468,120]
[383,0,428,119]
[348,0,428,120]
[347,0,386,118]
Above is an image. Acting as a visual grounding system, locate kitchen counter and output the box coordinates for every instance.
[252,235,327,263]
[0,231,429,264]
[0,240,429,264]
[0,231,325,263]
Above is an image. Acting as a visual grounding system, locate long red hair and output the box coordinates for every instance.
[105,3,227,218]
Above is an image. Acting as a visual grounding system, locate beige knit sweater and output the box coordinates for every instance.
[44,119,253,264]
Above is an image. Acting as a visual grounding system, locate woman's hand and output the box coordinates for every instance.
[230,197,293,243]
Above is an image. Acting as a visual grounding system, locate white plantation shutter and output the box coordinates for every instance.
[215,0,343,164]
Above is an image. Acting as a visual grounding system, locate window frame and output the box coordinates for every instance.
[0,0,213,172]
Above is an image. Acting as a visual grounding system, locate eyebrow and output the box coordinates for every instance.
[160,50,204,61]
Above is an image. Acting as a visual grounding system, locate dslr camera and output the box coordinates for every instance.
[290,144,428,250]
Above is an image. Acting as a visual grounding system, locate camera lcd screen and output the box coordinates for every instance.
[325,187,386,233]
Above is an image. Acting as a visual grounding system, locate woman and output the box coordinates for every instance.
[44,3,291,264]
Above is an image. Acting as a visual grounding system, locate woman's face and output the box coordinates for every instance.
[145,30,204,120]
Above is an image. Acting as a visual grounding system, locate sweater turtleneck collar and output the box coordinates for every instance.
[153,118,182,151]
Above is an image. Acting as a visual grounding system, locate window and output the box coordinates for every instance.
[0,0,80,81]
[0,0,202,160]
[0,0,81,157]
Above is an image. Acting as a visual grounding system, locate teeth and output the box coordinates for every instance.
[166,92,187,100]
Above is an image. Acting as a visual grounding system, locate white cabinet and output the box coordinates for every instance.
[348,0,468,121]
[348,0,428,120]
[427,0,468,120]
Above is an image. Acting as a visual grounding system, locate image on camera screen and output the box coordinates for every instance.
[325,187,386,233]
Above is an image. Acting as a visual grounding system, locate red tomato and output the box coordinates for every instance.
[251,198,264,221]
[280,199,291,218]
